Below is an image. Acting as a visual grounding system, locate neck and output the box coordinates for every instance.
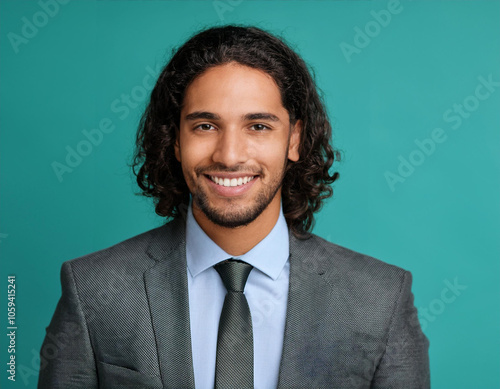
[191,196,281,256]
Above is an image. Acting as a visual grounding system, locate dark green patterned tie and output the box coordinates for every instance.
[214,259,254,389]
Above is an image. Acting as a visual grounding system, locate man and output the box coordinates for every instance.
[38,25,430,388]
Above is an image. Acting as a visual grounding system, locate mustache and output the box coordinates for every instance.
[195,164,263,175]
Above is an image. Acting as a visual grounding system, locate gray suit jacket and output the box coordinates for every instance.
[38,217,430,388]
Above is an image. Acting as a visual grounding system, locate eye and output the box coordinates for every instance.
[250,123,270,131]
[195,123,216,131]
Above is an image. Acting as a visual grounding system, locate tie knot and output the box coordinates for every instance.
[214,259,253,293]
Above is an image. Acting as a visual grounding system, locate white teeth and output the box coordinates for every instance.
[210,176,255,187]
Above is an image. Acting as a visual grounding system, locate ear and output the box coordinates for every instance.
[287,119,302,162]
[174,128,181,162]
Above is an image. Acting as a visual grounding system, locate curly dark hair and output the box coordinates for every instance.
[132,24,340,238]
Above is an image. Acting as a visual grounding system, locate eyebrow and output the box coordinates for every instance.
[184,111,281,122]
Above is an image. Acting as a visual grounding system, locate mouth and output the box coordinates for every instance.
[208,175,257,187]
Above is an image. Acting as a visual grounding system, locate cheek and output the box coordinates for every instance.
[178,134,212,170]
[256,141,289,172]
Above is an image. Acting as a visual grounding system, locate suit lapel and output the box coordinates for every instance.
[143,218,195,389]
[277,233,349,388]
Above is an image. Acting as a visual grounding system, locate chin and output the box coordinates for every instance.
[194,196,270,229]
[201,206,263,228]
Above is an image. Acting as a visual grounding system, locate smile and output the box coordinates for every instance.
[209,175,256,187]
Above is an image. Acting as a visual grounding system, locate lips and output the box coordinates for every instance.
[209,175,256,187]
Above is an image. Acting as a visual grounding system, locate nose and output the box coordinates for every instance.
[211,127,248,167]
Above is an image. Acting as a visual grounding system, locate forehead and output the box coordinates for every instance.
[181,63,288,120]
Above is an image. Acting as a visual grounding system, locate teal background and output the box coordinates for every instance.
[1,0,499,387]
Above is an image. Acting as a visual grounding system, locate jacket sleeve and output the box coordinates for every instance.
[371,271,430,389]
[38,261,98,388]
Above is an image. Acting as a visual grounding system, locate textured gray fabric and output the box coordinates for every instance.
[38,216,430,388]
[214,260,254,389]
[277,232,430,388]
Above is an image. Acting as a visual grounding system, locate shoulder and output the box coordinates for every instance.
[62,218,184,281]
[291,232,410,294]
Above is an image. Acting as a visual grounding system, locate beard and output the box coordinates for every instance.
[190,161,287,228]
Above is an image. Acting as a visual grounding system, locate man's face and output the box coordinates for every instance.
[176,62,301,228]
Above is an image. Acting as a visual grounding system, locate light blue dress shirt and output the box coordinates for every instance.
[186,201,290,389]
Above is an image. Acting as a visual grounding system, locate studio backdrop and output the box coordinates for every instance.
[1,1,499,388]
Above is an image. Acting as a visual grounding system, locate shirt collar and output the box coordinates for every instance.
[186,200,289,281]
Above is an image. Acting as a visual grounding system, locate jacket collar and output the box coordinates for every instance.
[143,217,196,388]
